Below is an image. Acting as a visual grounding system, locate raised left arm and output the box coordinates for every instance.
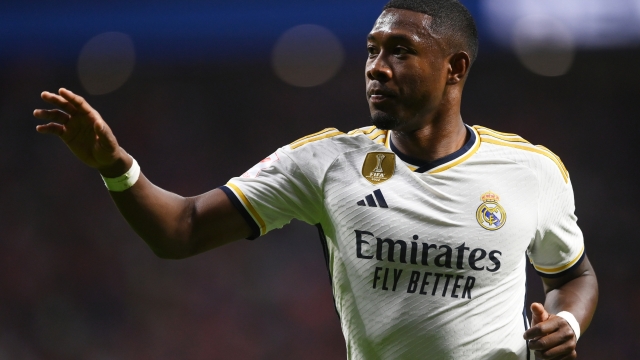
[523,255,598,359]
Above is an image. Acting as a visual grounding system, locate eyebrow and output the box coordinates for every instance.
[367,33,416,44]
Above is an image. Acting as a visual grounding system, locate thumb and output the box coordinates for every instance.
[530,302,550,326]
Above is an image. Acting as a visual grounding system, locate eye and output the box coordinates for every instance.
[392,46,409,57]
[367,45,379,57]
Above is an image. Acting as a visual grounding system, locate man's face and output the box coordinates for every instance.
[366,9,449,131]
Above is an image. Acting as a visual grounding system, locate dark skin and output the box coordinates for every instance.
[34,8,597,359]
[365,9,598,359]
[526,262,598,359]
[366,9,468,162]
[33,90,252,259]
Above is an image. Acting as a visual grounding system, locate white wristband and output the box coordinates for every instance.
[556,311,581,341]
[101,158,141,192]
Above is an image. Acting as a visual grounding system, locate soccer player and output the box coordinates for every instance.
[33,0,597,358]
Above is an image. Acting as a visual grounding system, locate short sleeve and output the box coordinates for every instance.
[528,160,585,278]
[221,148,325,239]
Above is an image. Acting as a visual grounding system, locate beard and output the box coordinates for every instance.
[371,111,402,130]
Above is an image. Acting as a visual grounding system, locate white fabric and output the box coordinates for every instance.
[556,311,581,341]
[101,158,140,192]
[227,125,584,359]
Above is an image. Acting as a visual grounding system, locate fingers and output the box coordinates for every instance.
[557,350,578,360]
[40,91,77,114]
[532,338,577,359]
[39,88,95,116]
[525,315,577,359]
[33,106,73,138]
[36,123,65,137]
[58,88,95,115]
[524,315,560,340]
[530,302,550,326]
[33,109,71,124]
[528,325,574,349]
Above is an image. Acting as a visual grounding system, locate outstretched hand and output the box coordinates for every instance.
[524,303,577,359]
[34,88,127,176]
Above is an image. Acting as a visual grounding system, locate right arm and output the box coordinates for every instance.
[34,88,252,259]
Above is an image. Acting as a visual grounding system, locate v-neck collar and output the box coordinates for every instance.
[388,125,479,173]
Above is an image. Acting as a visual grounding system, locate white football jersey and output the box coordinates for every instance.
[221,125,584,360]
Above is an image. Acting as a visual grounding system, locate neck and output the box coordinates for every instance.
[390,112,467,163]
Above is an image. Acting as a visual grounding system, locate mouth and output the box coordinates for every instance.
[369,94,391,103]
[367,87,397,104]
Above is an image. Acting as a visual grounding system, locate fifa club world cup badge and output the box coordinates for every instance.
[362,152,395,184]
[476,191,507,230]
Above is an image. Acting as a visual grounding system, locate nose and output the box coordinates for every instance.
[366,54,392,82]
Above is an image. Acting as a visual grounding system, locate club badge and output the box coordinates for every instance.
[476,191,507,231]
[361,152,395,184]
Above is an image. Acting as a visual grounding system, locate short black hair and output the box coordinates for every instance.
[383,0,478,63]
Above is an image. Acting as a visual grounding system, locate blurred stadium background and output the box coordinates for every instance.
[1,0,639,358]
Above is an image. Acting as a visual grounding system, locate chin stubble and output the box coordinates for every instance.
[371,112,402,130]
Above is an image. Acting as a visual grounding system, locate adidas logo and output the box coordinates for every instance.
[357,189,388,208]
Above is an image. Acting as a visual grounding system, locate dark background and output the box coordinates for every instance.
[1,0,638,358]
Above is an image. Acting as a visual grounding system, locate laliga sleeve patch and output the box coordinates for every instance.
[241,153,280,178]
[361,152,395,184]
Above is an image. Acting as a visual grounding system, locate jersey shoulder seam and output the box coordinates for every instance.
[289,128,345,149]
[288,125,389,150]
[474,125,569,183]
[347,125,389,145]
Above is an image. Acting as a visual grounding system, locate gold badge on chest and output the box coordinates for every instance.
[476,191,507,231]
[362,152,395,184]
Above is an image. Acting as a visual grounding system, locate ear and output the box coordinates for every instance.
[447,51,471,85]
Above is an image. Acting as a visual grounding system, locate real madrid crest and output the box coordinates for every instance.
[476,191,507,231]
[361,152,395,184]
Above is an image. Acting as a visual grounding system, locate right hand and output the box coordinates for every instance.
[525,303,578,359]
[34,88,130,176]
